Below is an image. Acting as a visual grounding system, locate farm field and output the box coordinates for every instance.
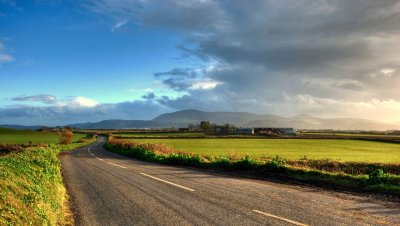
[0,128,86,144]
[123,138,400,163]
[299,132,400,138]
[113,132,205,138]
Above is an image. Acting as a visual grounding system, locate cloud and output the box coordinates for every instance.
[70,96,98,107]
[111,19,129,32]
[80,0,400,123]
[11,95,57,104]
[0,98,170,126]
[10,94,99,108]
[154,66,222,91]
[0,42,14,64]
[5,0,400,125]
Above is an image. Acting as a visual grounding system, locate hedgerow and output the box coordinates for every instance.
[105,139,400,195]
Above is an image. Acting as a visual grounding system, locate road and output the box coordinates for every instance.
[60,138,400,226]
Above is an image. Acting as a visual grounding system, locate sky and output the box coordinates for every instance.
[1,0,400,126]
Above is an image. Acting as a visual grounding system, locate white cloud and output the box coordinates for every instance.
[380,68,396,76]
[190,79,221,90]
[0,42,14,64]
[70,96,99,107]
[11,94,99,108]
[111,19,129,32]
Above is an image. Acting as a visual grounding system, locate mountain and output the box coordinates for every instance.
[68,120,164,130]
[67,109,400,130]
[0,124,44,130]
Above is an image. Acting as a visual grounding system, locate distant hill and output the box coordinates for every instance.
[0,125,43,130]
[68,120,164,130]
[67,109,399,130]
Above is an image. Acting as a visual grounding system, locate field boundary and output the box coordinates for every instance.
[104,139,400,199]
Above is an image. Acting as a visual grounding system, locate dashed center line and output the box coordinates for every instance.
[107,161,127,169]
[140,173,195,192]
[252,210,308,226]
[88,146,126,168]
[87,144,309,225]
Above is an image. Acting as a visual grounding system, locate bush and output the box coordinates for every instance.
[368,169,391,185]
[59,129,73,144]
[0,144,24,156]
[269,155,286,168]
[232,154,256,170]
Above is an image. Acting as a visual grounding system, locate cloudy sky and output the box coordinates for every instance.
[1,0,400,126]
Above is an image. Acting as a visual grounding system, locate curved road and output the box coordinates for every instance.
[60,138,400,225]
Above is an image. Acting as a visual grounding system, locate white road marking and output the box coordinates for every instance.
[107,161,127,169]
[253,210,308,226]
[140,173,195,192]
[88,145,126,168]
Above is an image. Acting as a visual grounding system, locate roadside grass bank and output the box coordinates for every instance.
[0,142,92,225]
[105,139,400,197]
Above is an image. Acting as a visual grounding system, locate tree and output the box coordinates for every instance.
[59,129,74,144]
[200,121,211,132]
[223,123,235,132]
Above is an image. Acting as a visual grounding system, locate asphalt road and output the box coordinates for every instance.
[60,138,400,226]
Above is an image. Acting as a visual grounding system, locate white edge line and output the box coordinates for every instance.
[252,210,308,226]
[140,173,195,192]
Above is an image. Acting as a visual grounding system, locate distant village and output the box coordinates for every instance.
[32,121,400,136]
[179,121,296,136]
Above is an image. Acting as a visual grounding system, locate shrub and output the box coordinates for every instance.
[0,144,24,156]
[269,155,286,168]
[368,169,391,185]
[232,154,256,170]
[59,129,73,144]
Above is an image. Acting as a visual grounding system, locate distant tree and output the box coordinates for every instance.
[200,121,211,132]
[223,123,235,132]
[187,123,198,131]
[59,129,74,144]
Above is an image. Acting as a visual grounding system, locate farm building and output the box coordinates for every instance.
[254,128,295,136]
[178,128,190,132]
[231,128,254,134]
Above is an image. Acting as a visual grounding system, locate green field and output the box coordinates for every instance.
[124,138,400,163]
[0,128,86,144]
[113,132,205,138]
[299,132,400,138]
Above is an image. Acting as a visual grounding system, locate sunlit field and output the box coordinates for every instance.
[0,128,86,144]
[124,138,400,163]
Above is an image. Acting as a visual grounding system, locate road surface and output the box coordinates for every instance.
[60,138,400,225]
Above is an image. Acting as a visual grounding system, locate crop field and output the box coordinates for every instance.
[299,132,400,138]
[112,132,205,138]
[0,128,86,144]
[123,138,400,163]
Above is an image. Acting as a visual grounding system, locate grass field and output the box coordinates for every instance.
[0,128,86,144]
[299,132,400,138]
[124,138,400,163]
[113,132,205,138]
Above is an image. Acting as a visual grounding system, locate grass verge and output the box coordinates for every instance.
[0,142,92,225]
[105,139,400,197]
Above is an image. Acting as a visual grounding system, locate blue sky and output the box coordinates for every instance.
[1,1,190,105]
[1,0,400,126]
